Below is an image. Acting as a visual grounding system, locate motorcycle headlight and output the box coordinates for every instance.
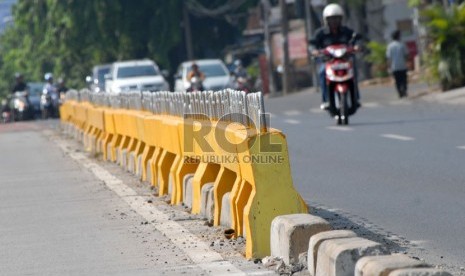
[14,99,25,111]
[329,48,347,58]
[14,99,20,108]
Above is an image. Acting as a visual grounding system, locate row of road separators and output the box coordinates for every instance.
[59,89,308,259]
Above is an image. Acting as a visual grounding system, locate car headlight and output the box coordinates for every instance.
[119,86,132,92]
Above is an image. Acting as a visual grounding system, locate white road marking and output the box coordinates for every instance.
[457,146,465,150]
[309,108,324,114]
[326,126,354,131]
[283,110,301,116]
[55,139,247,275]
[381,134,415,141]
[363,102,380,108]
[410,240,430,246]
[389,100,412,106]
[284,119,301,125]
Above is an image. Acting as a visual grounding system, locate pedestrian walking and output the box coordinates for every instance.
[387,30,409,98]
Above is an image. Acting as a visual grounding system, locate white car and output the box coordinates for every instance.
[174,59,231,92]
[105,59,170,94]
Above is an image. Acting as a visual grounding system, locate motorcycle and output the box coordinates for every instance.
[187,76,204,92]
[40,87,59,119]
[2,111,11,123]
[11,91,32,121]
[233,76,251,93]
[1,99,12,123]
[315,44,359,125]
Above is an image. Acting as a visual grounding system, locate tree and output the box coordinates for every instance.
[421,3,465,90]
[0,0,255,99]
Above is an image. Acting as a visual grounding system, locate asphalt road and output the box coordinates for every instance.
[1,84,463,274]
[265,84,465,272]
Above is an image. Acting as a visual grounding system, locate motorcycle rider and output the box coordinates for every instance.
[233,59,248,79]
[11,73,31,120]
[187,63,205,91]
[232,59,250,91]
[57,78,68,94]
[12,73,28,94]
[42,73,59,117]
[57,78,68,104]
[309,3,361,110]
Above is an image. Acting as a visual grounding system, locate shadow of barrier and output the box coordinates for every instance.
[60,89,308,259]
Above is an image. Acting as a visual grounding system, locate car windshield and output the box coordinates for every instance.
[97,68,110,86]
[198,64,228,77]
[117,65,159,79]
[27,84,44,96]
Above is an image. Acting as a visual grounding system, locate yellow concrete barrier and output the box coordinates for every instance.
[61,90,308,260]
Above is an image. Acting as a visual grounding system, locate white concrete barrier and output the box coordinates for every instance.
[182,174,195,209]
[355,254,425,276]
[271,214,331,265]
[220,192,232,228]
[308,230,357,276]
[200,183,214,221]
[315,237,388,276]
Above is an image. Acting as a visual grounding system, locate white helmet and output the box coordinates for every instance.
[323,3,344,24]
[44,72,53,81]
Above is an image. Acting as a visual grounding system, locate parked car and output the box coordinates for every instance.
[174,59,232,92]
[86,64,111,93]
[105,59,169,94]
[28,82,45,118]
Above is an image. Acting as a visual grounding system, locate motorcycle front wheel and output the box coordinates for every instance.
[339,93,349,125]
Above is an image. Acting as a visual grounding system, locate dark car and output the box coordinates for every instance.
[28,82,45,118]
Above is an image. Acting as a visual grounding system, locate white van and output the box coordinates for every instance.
[105,59,169,94]
[174,59,231,92]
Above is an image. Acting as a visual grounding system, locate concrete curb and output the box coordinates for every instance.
[316,237,388,276]
[269,214,454,276]
[355,254,426,276]
[389,268,453,276]
[308,230,357,276]
[270,214,331,265]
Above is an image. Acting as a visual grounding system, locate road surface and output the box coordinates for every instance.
[265,84,465,273]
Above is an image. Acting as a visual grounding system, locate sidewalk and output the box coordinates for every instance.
[422,86,465,105]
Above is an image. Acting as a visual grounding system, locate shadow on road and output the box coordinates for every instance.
[310,205,409,253]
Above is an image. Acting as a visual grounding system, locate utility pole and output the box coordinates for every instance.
[304,0,318,90]
[183,3,194,60]
[279,0,291,95]
[262,0,277,97]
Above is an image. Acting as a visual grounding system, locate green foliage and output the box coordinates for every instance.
[247,62,260,80]
[408,0,421,7]
[365,41,389,78]
[0,0,257,98]
[422,3,465,90]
